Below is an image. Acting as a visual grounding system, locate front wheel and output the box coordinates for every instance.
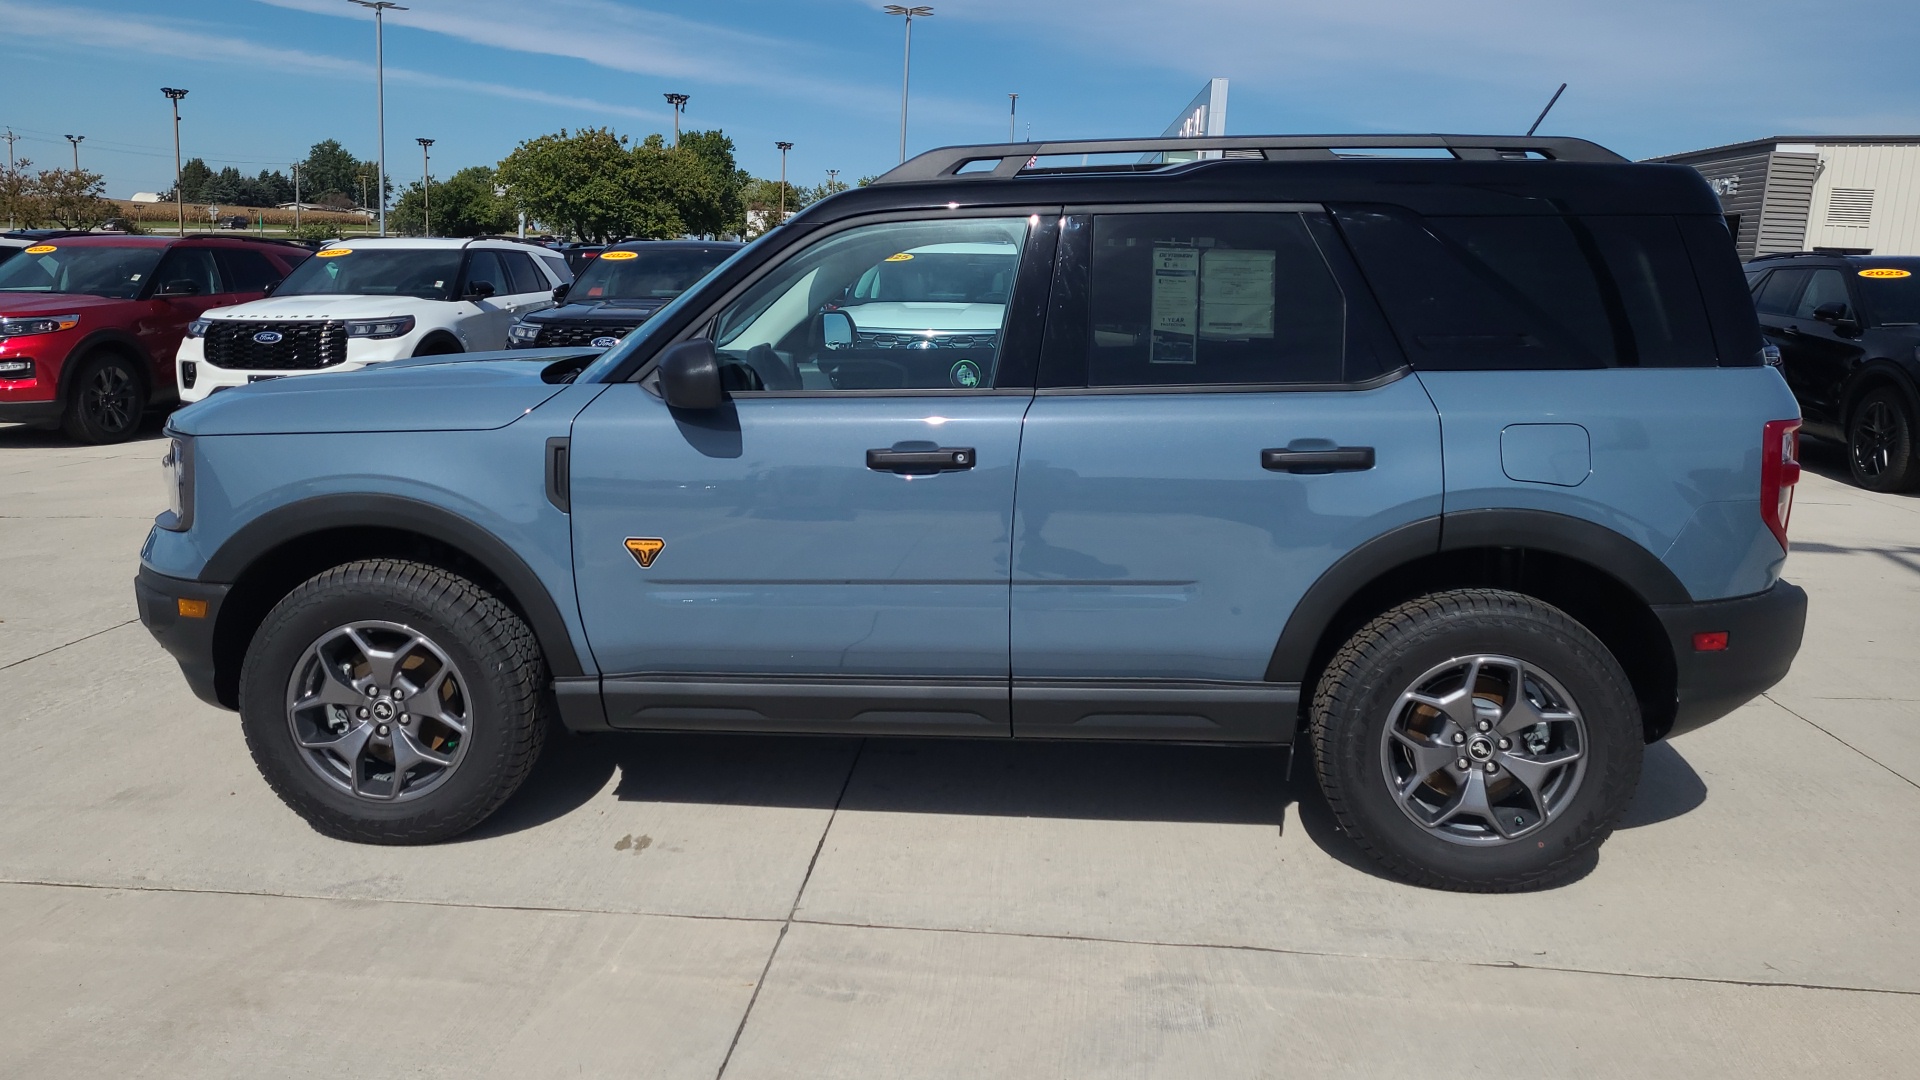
[61,351,146,444]
[238,559,548,843]
[1310,589,1643,892]
[1847,387,1918,493]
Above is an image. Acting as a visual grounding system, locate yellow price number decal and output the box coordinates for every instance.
[315,248,353,258]
[23,244,57,254]
[1858,268,1912,279]
[598,250,638,261]
[885,252,914,262]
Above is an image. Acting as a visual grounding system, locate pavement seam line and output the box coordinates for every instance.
[713,737,867,1080]
[1765,692,1920,792]
[788,916,1920,1000]
[0,619,139,672]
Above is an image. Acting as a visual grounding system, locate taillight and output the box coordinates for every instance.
[1761,419,1801,552]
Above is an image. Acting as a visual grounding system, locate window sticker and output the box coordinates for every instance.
[599,250,638,261]
[1150,244,1199,364]
[1199,249,1275,339]
[23,244,56,254]
[315,248,352,258]
[885,252,915,262]
[1859,268,1912,279]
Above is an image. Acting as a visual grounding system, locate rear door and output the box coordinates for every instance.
[457,250,514,348]
[1009,208,1441,740]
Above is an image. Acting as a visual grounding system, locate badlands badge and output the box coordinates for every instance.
[624,537,665,568]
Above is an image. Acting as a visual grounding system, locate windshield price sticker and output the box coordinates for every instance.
[1859,268,1912,279]
[315,248,353,258]
[885,252,915,262]
[599,250,638,261]
[23,244,57,254]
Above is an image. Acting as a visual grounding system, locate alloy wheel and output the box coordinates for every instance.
[1852,399,1897,479]
[83,363,138,435]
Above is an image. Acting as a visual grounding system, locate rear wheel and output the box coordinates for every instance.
[1847,386,1918,492]
[238,559,548,843]
[61,351,145,444]
[1311,589,1642,892]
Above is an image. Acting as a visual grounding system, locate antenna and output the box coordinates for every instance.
[1526,83,1567,137]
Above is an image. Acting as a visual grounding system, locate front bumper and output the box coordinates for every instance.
[0,397,62,425]
[1653,579,1808,738]
[177,334,415,402]
[135,564,231,709]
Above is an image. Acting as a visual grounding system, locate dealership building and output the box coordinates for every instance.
[1649,135,1920,258]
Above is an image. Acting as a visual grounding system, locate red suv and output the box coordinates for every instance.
[0,235,309,442]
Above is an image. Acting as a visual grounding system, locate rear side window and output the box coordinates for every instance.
[502,251,546,295]
[214,248,282,293]
[1754,269,1808,316]
[1336,209,1722,368]
[539,254,572,284]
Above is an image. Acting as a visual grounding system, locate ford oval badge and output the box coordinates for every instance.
[590,336,620,349]
[253,330,283,344]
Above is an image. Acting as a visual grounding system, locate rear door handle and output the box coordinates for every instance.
[867,447,976,474]
[1261,447,1375,473]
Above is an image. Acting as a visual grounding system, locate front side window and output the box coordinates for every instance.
[274,248,463,301]
[0,244,164,299]
[463,251,507,296]
[711,217,1030,391]
[1793,269,1853,320]
[153,248,222,296]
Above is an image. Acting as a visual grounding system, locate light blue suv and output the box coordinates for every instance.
[137,135,1808,891]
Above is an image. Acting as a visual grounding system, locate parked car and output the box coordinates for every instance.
[508,239,739,351]
[0,236,30,270]
[175,237,572,402]
[0,235,308,442]
[548,242,606,277]
[137,134,1807,891]
[1744,252,1920,491]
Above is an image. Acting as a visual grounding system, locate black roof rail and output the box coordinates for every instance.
[1746,252,1816,262]
[875,134,1629,183]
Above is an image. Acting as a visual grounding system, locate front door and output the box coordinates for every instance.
[569,212,1056,735]
[1010,210,1443,740]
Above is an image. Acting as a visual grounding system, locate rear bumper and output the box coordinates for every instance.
[1653,579,1807,738]
[135,565,231,709]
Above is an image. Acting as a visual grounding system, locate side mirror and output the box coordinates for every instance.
[552,282,571,304]
[1812,301,1851,325]
[261,279,279,297]
[818,309,856,351]
[657,338,724,410]
[157,279,202,297]
[466,280,497,301]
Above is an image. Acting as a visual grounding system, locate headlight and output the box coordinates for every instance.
[508,321,542,343]
[344,315,416,339]
[185,318,210,338]
[159,434,194,532]
[0,313,80,338]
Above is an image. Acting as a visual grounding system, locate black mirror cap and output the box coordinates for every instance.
[1812,301,1850,324]
[552,282,571,304]
[261,279,279,297]
[657,338,725,410]
[158,280,202,297]
[467,280,497,300]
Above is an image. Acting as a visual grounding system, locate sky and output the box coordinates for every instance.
[2,0,1917,199]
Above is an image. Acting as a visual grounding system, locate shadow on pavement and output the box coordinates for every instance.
[0,411,172,448]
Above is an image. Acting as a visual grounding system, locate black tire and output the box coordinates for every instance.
[1310,589,1642,892]
[238,559,548,843]
[60,351,146,444]
[1847,386,1918,493]
[412,334,463,357]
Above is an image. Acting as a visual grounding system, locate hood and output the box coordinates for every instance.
[532,297,669,323]
[0,292,141,317]
[842,301,1006,333]
[170,350,591,436]
[205,294,431,319]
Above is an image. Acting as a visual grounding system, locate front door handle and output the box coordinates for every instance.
[1261,447,1375,473]
[867,447,975,474]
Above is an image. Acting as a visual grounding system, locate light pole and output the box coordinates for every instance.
[826,168,840,190]
[883,6,932,163]
[416,137,433,236]
[2,128,18,230]
[357,171,369,230]
[291,162,302,230]
[161,87,188,236]
[775,141,793,221]
[1007,94,1018,142]
[663,93,688,147]
[348,0,407,236]
[65,134,84,171]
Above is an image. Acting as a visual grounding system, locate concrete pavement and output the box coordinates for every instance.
[1,420,1915,1078]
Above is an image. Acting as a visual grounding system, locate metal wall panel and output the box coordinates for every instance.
[1756,153,1818,255]
[1691,152,1771,256]
[1803,143,1920,255]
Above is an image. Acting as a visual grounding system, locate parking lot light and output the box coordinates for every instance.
[416,137,433,236]
[776,141,793,220]
[883,5,933,163]
[664,93,689,147]
[161,88,188,236]
[348,0,408,236]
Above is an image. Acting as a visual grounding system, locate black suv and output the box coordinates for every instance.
[1746,253,1920,491]
[508,239,742,351]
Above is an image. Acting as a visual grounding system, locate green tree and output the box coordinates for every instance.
[390,165,515,237]
[172,157,214,202]
[299,139,373,201]
[1,156,37,228]
[673,129,749,236]
[34,167,115,230]
[497,128,643,242]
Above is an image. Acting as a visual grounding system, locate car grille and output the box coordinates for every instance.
[856,331,1000,350]
[535,322,640,347]
[204,320,348,371]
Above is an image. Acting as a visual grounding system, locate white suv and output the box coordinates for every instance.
[176,238,572,402]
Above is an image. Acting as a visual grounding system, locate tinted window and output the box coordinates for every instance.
[1080,213,1346,386]
[214,248,282,293]
[154,248,222,296]
[1794,268,1852,320]
[1754,268,1808,317]
[501,251,545,295]
[711,217,1030,391]
[1854,261,1920,325]
[463,251,507,296]
[0,244,163,298]
[575,246,740,301]
[539,254,573,284]
[275,248,463,301]
[1577,216,1717,368]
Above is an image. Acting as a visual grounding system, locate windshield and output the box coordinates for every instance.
[274,248,464,301]
[0,244,164,298]
[847,245,1019,306]
[570,246,737,302]
[1855,261,1920,326]
[575,232,776,385]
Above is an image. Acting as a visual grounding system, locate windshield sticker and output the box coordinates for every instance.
[1199,249,1276,340]
[885,252,915,262]
[1150,245,1199,364]
[23,244,56,254]
[315,248,352,258]
[1859,268,1912,279]
[599,250,638,261]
